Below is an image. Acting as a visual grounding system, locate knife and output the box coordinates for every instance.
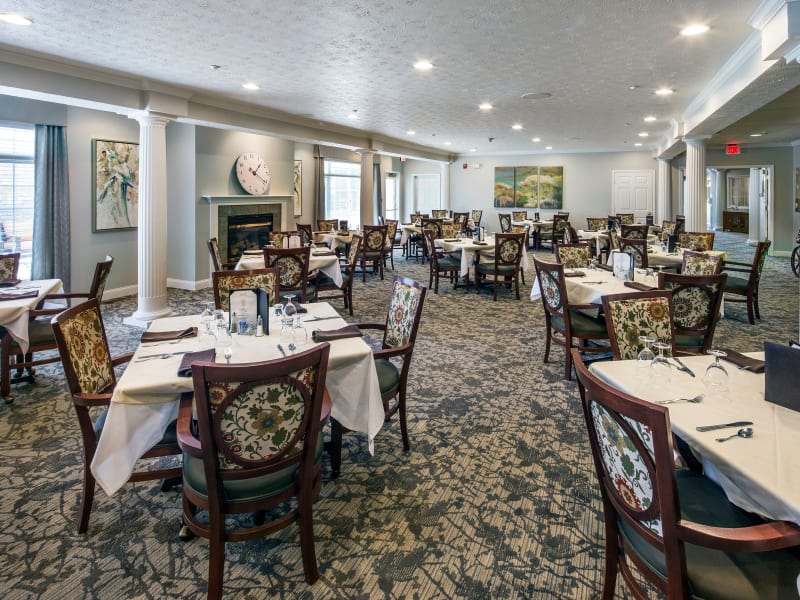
[137,350,191,359]
[305,316,341,322]
[277,344,287,357]
[696,421,753,432]
[672,357,695,377]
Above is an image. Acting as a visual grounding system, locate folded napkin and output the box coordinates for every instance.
[312,250,335,256]
[564,270,586,278]
[0,289,38,301]
[141,327,197,343]
[443,238,461,242]
[596,264,614,272]
[311,324,363,343]
[719,349,765,373]
[285,299,307,314]
[473,241,488,245]
[0,279,21,288]
[624,281,656,291]
[177,349,217,377]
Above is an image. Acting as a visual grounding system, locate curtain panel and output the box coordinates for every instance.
[313,145,325,221]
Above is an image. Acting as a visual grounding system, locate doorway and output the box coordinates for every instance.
[707,165,772,249]
[612,170,654,222]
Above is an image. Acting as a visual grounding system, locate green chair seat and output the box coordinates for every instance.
[551,310,608,336]
[476,263,517,275]
[620,469,800,600]
[26,318,56,346]
[374,358,400,397]
[183,431,323,503]
[675,334,703,351]
[724,276,749,293]
[438,257,461,269]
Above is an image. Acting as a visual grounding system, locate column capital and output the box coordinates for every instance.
[129,111,174,128]
[682,135,712,145]
[356,148,375,157]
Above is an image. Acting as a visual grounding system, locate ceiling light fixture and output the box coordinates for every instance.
[413,60,434,71]
[512,124,523,130]
[242,82,260,91]
[634,143,643,147]
[479,103,493,110]
[347,110,358,120]
[407,130,416,135]
[0,13,32,25]
[638,132,649,137]
[545,146,553,150]
[532,137,541,143]
[655,88,674,95]
[520,92,552,100]
[643,115,656,122]
[469,147,477,152]
[628,85,640,91]
[681,24,709,36]
[749,132,764,137]
[444,141,452,146]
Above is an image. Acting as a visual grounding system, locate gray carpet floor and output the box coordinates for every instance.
[0,231,796,599]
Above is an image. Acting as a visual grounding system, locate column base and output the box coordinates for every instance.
[124,306,174,328]
[746,238,759,247]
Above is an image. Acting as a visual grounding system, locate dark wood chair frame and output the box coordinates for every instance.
[422,228,465,293]
[657,272,727,355]
[722,239,771,325]
[211,267,281,310]
[316,235,361,315]
[263,246,315,302]
[618,236,648,268]
[474,232,525,300]
[207,238,237,271]
[358,224,388,281]
[620,224,649,240]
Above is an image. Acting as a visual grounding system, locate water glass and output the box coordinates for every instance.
[650,341,672,384]
[637,336,656,368]
[704,349,729,398]
[216,323,233,363]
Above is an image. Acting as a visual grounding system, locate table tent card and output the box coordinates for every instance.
[764,341,800,412]
[229,288,270,336]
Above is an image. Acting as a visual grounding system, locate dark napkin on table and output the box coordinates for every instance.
[443,238,462,242]
[0,289,38,301]
[141,327,197,343]
[595,264,614,272]
[0,279,21,288]
[311,324,363,343]
[177,349,217,377]
[719,348,765,373]
[473,241,488,245]
[291,300,308,314]
[564,271,586,278]
[624,281,656,291]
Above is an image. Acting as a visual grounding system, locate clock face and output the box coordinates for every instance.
[235,152,270,195]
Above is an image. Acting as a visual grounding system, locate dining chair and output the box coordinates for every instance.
[469,209,483,229]
[607,228,620,251]
[296,223,314,246]
[601,290,675,360]
[441,222,462,240]
[620,224,649,240]
[422,228,463,294]
[533,257,609,380]
[264,246,315,302]
[681,250,722,275]
[498,213,512,233]
[563,223,581,245]
[656,272,727,355]
[357,224,388,281]
[0,255,114,403]
[586,218,607,232]
[316,219,338,232]
[329,275,427,477]
[416,218,442,263]
[572,349,800,600]
[674,214,686,235]
[618,236,648,268]
[660,220,677,242]
[474,232,525,300]
[207,238,236,272]
[615,213,635,225]
[51,298,181,533]
[722,239,771,325]
[431,209,449,219]
[512,210,528,221]
[540,213,569,250]
[0,252,20,280]
[212,268,280,310]
[269,230,301,249]
[679,232,715,251]
[178,343,331,598]
[554,242,592,268]
[452,212,469,232]
[316,234,360,315]
[383,219,399,270]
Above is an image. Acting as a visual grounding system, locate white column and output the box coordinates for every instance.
[359,150,375,227]
[656,158,670,224]
[683,137,709,232]
[748,167,761,245]
[123,113,173,326]
[714,169,727,231]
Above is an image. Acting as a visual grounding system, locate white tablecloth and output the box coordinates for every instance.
[436,236,530,278]
[590,353,800,526]
[236,251,343,288]
[91,303,384,496]
[314,231,353,252]
[0,279,63,353]
[530,266,656,304]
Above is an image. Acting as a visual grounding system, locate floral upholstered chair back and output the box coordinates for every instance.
[346,234,362,268]
[619,237,647,268]
[453,212,469,230]
[265,246,311,297]
[512,210,528,221]
[616,213,635,225]
[620,224,649,240]
[660,221,676,242]
[207,238,224,272]
[602,292,674,360]
[362,225,388,255]
[419,218,442,240]
[384,220,399,249]
[510,224,529,246]
[556,244,591,269]
[441,223,461,240]
[270,231,300,249]
[213,268,279,310]
[316,219,338,232]
[296,223,313,246]
[382,276,426,349]
[409,212,425,225]
[586,218,607,232]
[608,228,621,251]
[679,232,714,252]
[681,251,721,276]
[431,209,449,219]
[56,301,115,396]
[498,213,512,233]
[470,210,483,226]
[658,273,726,351]
[493,233,524,268]
[0,253,20,281]
[552,214,569,238]
[533,257,567,320]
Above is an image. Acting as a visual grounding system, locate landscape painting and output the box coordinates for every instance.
[515,166,539,207]
[538,166,564,209]
[494,165,563,209]
[92,139,139,231]
[493,167,516,207]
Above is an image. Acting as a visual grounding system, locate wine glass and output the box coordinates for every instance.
[705,349,729,397]
[199,318,217,350]
[200,301,214,329]
[637,336,656,369]
[280,294,298,341]
[216,323,233,363]
[651,340,672,384]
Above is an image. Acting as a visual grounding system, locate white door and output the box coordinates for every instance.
[612,170,654,223]
[413,174,441,214]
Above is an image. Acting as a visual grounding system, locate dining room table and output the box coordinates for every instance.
[436,234,530,278]
[314,230,353,253]
[236,248,344,288]
[0,278,64,353]
[90,302,385,496]
[530,263,658,304]
[513,219,551,249]
[589,352,800,526]
[646,245,727,270]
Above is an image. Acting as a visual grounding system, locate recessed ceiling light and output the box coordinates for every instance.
[638,132,649,137]
[479,103,493,111]
[444,141,452,146]
[347,110,358,120]
[0,13,32,26]
[407,130,416,135]
[413,60,434,71]
[209,64,221,71]
[242,82,260,90]
[628,85,640,91]
[469,147,477,152]
[545,146,553,150]
[681,24,709,36]
[634,143,643,147]
[512,124,523,130]
[655,88,674,95]
[749,132,765,137]
[520,92,552,100]
[643,115,656,122]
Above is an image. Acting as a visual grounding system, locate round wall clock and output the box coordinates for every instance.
[235,152,270,195]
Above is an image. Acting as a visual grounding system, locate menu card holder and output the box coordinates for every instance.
[764,341,800,412]
[611,250,634,281]
[228,288,270,336]
[667,234,678,253]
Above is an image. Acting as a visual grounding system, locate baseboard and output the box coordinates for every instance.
[772,250,790,258]
[167,277,212,291]
[103,284,137,301]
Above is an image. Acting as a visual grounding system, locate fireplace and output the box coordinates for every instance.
[226,213,273,261]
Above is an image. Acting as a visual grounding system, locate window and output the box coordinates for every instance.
[0,126,34,279]
[324,160,361,228]
[385,171,399,221]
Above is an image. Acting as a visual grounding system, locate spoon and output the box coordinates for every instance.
[288,343,297,352]
[715,427,754,443]
[655,394,703,405]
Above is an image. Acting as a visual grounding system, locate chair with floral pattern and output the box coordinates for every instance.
[0,252,20,280]
[264,246,315,302]
[660,220,677,242]
[431,209,449,219]
[316,219,338,232]
[453,212,469,232]
[474,232,525,300]
[533,257,609,380]
[416,218,443,263]
[722,240,771,325]
[357,224,388,282]
[572,349,800,600]
[178,343,331,597]
[512,210,528,221]
[207,238,237,272]
[674,214,686,235]
[441,222,462,240]
[316,235,361,315]
[269,230,301,249]
[607,228,620,251]
[586,217,607,232]
[422,228,463,294]
[383,219,400,270]
[615,213,635,225]
[555,243,592,269]
[212,268,280,311]
[681,250,722,276]
[656,272,727,355]
[498,213,512,233]
[296,223,314,246]
[329,275,427,476]
[51,298,181,533]
[601,290,675,360]
[539,213,570,250]
[679,232,715,252]
[619,237,648,268]
[620,224,649,240]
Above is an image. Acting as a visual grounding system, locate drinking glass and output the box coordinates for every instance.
[637,336,656,368]
[650,341,672,384]
[280,294,298,341]
[704,349,729,397]
[200,301,214,329]
[216,323,233,363]
[199,319,217,350]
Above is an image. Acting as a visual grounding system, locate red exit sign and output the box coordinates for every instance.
[726,144,741,155]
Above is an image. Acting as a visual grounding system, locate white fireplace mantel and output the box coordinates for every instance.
[204,194,293,238]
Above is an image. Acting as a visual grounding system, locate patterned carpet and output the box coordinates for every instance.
[0,231,796,599]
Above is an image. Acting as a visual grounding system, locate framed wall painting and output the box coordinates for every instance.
[293,160,303,217]
[92,139,139,231]
[538,166,564,209]
[494,166,563,209]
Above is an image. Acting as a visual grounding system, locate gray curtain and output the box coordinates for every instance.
[373,162,383,219]
[313,145,325,221]
[32,125,71,291]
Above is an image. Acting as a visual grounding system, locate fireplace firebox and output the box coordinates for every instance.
[226,213,273,261]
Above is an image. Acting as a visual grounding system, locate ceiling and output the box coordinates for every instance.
[2,0,796,157]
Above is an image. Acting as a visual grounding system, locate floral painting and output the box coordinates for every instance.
[494,166,563,209]
[538,166,564,209]
[92,139,139,231]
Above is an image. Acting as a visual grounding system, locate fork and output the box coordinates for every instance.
[654,394,703,405]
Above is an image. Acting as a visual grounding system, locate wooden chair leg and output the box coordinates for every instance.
[77,463,96,534]
[747,292,755,325]
[398,390,410,452]
[297,493,320,584]
[207,531,226,600]
[565,345,573,380]
[329,418,343,478]
[543,323,552,363]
